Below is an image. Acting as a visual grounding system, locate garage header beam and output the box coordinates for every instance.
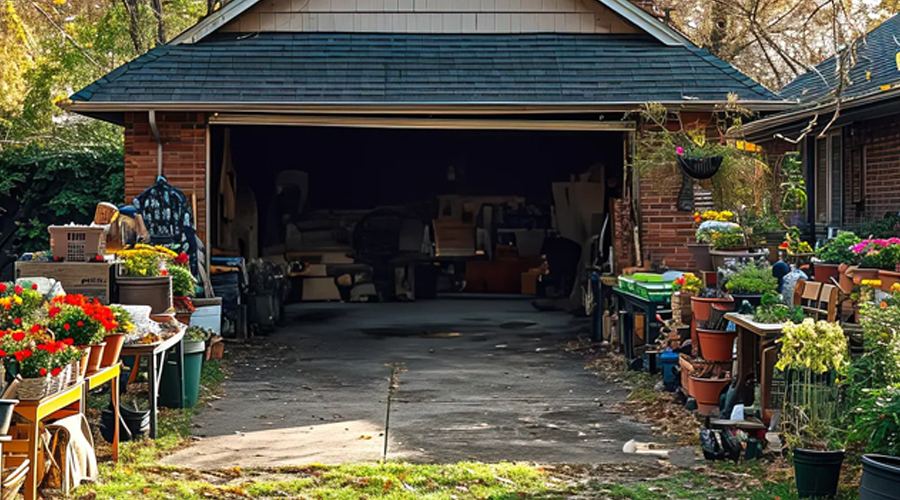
[208,114,637,132]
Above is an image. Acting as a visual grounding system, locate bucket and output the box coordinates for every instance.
[861,454,900,500]
[100,405,149,443]
[660,351,679,391]
[159,340,205,409]
[794,448,844,499]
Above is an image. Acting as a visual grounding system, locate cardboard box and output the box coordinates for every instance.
[15,261,116,303]
[521,271,540,295]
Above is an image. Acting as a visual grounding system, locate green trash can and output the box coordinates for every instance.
[160,340,205,409]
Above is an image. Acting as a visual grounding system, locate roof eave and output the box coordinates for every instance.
[64,100,794,118]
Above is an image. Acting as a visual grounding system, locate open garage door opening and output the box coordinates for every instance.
[209,122,626,304]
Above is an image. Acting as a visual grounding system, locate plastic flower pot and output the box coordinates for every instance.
[100,334,125,368]
[100,405,149,443]
[814,263,841,284]
[160,340,205,409]
[861,454,900,500]
[878,270,900,292]
[794,448,844,499]
[690,296,735,322]
[117,276,173,315]
[86,341,106,374]
[696,328,737,362]
[689,376,730,416]
[0,399,18,435]
[687,243,713,271]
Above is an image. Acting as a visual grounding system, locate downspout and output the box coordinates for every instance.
[149,110,163,176]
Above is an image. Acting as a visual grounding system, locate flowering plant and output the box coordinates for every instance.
[781,228,813,255]
[777,318,849,374]
[853,238,900,270]
[0,282,44,329]
[696,220,743,245]
[693,210,736,223]
[46,295,118,346]
[815,232,861,265]
[672,273,703,295]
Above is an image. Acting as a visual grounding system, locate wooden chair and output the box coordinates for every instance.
[792,279,839,322]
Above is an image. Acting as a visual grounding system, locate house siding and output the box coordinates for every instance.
[219,0,640,33]
[124,112,208,244]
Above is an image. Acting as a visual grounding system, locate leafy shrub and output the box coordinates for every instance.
[170,265,195,297]
[857,215,900,239]
[815,231,861,265]
[725,263,777,294]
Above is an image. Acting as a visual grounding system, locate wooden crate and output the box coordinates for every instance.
[15,261,116,303]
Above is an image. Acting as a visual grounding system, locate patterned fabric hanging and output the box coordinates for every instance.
[133,176,198,273]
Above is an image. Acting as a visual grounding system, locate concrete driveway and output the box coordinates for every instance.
[163,298,659,468]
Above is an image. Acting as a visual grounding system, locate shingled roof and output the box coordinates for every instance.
[780,13,900,103]
[71,32,777,107]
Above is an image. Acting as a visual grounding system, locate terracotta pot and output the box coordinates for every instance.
[77,347,90,378]
[879,270,900,292]
[687,243,713,272]
[86,342,106,374]
[100,334,125,368]
[697,328,738,362]
[175,311,192,326]
[689,376,730,414]
[838,263,854,293]
[679,355,694,397]
[814,263,841,284]
[690,296,735,322]
[848,266,880,285]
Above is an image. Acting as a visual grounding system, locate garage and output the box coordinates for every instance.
[207,118,628,305]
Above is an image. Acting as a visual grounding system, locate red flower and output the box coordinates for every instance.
[13,285,22,294]
[63,338,73,346]
[12,318,21,325]
[31,284,38,290]
[95,255,103,262]
[12,331,25,342]
[51,368,61,377]
[0,283,5,292]
[39,368,47,377]
[30,325,40,334]
[175,253,189,265]
[161,269,169,276]
[0,350,7,358]
[77,321,84,327]
[48,307,61,318]
[63,323,70,331]
[14,350,31,362]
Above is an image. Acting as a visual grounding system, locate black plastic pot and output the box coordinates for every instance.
[795,448,844,498]
[730,293,764,308]
[861,454,900,500]
[100,405,150,443]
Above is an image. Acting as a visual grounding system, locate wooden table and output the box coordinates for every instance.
[725,313,784,423]
[8,382,84,500]
[84,363,121,461]
[121,331,184,439]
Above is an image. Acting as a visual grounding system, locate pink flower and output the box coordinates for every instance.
[676,146,685,156]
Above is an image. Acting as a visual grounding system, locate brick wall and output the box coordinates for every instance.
[124,112,208,244]
[638,163,697,270]
[844,115,900,226]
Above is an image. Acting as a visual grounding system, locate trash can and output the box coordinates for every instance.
[660,350,680,391]
[160,340,205,409]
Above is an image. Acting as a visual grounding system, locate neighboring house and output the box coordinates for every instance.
[744,13,900,238]
[67,0,784,272]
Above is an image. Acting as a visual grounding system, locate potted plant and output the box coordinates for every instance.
[46,295,116,374]
[848,238,900,288]
[12,346,53,400]
[724,262,777,308]
[752,292,805,325]
[776,318,849,499]
[814,232,861,284]
[100,305,134,369]
[116,244,176,314]
[690,211,736,270]
[0,282,45,330]
[672,273,703,322]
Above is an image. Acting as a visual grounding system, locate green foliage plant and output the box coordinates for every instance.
[725,263,778,295]
[712,231,747,250]
[816,232,862,265]
[169,265,195,297]
[753,291,805,324]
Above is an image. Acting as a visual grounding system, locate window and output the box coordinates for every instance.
[814,132,843,228]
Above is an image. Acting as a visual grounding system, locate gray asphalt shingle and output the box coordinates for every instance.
[72,32,777,104]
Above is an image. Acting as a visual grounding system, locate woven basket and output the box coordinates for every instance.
[17,376,51,400]
[678,156,723,180]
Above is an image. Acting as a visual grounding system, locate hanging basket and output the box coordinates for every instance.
[678,156,723,180]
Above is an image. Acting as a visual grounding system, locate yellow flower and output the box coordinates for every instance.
[13,296,22,305]
[53,0,65,5]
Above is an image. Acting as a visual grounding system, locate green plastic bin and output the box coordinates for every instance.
[160,340,205,409]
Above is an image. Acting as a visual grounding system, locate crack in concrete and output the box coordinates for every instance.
[383,363,406,461]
